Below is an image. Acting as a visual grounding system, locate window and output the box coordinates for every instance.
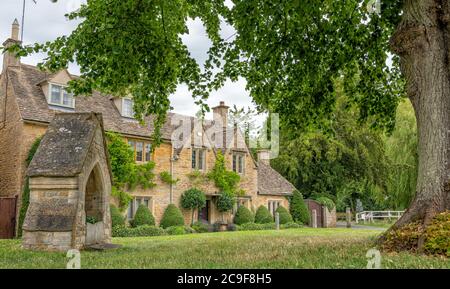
[48,84,74,108]
[127,197,152,219]
[268,200,280,216]
[192,148,206,170]
[128,139,152,162]
[122,98,134,118]
[145,144,152,162]
[232,153,245,174]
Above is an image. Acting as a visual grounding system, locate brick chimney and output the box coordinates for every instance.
[212,101,229,128]
[257,149,271,164]
[2,19,21,72]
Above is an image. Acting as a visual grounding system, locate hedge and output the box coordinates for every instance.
[112,225,167,237]
[290,190,310,225]
[276,206,293,224]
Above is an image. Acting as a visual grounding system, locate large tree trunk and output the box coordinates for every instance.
[390,0,450,240]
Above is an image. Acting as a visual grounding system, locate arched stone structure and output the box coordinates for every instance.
[22,113,112,251]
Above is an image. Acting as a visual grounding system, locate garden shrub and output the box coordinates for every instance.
[166,226,195,235]
[234,206,254,225]
[192,221,209,233]
[290,190,310,225]
[424,211,450,257]
[130,204,155,227]
[255,206,273,224]
[315,196,335,211]
[110,205,125,227]
[237,222,276,231]
[280,222,303,229]
[180,188,206,225]
[276,206,293,224]
[112,225,166,237]
[160,204,185,229]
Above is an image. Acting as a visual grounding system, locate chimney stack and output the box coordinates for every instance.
[212,101,229,128]
[2,19,21,72]
[257,149,271,164]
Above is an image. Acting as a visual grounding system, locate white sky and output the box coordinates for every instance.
[0,0,258,121]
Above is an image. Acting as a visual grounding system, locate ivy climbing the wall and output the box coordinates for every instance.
[208,150,240,194]
[17,136,42,238]
[106,132,156,212]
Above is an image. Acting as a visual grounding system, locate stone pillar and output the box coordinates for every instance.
[346,207,352,228]
[275,212,280,230]
[312,209,317,228]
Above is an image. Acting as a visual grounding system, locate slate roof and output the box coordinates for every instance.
[6,64,176,140]
[257,161,295,196]
[27,112,105,177]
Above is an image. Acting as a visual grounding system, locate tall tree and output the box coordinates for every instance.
[12,0,449,250]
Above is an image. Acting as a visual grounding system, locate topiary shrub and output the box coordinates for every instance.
[165,226,195,235]
[180,188,206,225]
[110,205,125,227]
[424,211,450,257]
[290,190,310,225]
[192,221,209,233]
[160,204,185,229]
[130,204,155,227]
[276,206,293,224]
[255,206,273,224]
[234,206,254,225]
[112,225,167,237]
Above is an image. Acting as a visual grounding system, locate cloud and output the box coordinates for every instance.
[0,0,259,123]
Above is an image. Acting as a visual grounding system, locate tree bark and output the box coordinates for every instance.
[390,0,450,237]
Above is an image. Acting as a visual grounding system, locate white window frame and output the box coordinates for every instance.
[268,200,281,216]
[122,98,135,118]
[48,83,75,108]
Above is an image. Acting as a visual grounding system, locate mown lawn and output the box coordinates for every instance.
[0,228,448,269]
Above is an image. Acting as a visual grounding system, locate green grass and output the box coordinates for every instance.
[0,228,448,269]
[354,221,396,228]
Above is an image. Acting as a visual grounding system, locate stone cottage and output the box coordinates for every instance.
[0,20,308,236]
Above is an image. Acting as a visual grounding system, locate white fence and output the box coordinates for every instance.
[356,211,404,223]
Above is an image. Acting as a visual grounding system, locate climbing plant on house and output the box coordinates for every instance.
[208,150,240,194]
[18,136,42,237]
[106,132,156,211]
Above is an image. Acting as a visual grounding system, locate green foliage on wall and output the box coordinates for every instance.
[106,132,156,211]
[18,136,42,238]
[216,190,235,213]
[315,197,335,211]
[208,150,240,194]
[160,171,179,185]
[110,205,125,227]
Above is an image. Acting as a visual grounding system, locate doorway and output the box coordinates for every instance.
[85,165,104,245]
[0,197,17,239]
[198,200,210,224]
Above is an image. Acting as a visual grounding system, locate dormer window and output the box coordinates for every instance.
[122,98,134,118]
[48,84,74,108]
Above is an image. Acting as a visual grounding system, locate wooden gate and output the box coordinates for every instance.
[305,199,323,228]
[0,196,17,239]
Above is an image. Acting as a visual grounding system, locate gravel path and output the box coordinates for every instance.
[336,221,387,231]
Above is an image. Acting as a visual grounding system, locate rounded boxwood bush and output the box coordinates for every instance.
[160,204,185,229]
[255,206,273,224]
[234,206,254,225]
[192,221,209,233]
[130,204,155,227]
[110,205,125,227]
[276,206,293,224]
[290,190,310,225]
[280,222,302,229]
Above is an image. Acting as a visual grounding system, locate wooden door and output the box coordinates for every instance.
[0,197,17,239]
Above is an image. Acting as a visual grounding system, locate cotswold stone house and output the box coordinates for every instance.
[0,21,296,236]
